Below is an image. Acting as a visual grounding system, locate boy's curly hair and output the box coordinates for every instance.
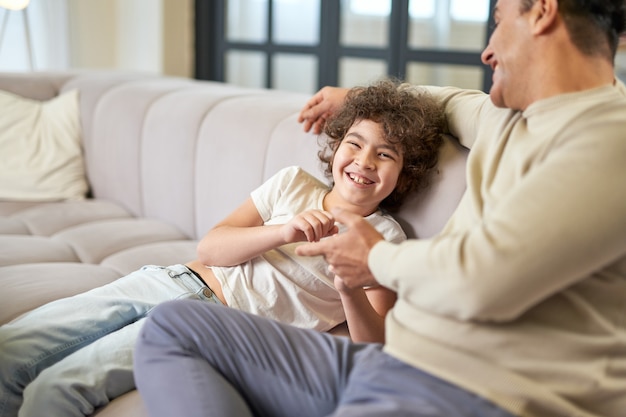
[319,78,445,211]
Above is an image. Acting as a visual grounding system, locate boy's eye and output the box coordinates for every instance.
[378,152,395,160]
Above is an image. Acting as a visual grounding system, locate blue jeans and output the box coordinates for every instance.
[134,300,518,417]
[0,264,221,417]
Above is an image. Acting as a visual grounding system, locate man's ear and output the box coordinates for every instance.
[529,0,559,35]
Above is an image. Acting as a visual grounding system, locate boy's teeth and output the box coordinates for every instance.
[349,173,371,184]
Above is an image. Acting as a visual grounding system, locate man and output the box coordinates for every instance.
[133,1,626,416]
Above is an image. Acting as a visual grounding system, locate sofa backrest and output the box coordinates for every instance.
[1,71,468,240]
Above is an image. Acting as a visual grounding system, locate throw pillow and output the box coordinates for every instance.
[0,89,88,201]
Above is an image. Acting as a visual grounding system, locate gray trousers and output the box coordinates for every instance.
[134,300,517,417]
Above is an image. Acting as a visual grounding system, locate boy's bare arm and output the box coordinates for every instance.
[337,278,396,343]
[197,197,338,267]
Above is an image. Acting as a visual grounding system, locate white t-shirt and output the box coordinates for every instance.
[211,166,406,331]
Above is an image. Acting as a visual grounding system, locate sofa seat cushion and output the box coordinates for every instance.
[0,217,29,234]
[101,240,198,275]
[0,235,80,266]
[6,200,132,236]
[54,218,189,264]
[0,200,48,215]
[0,262,123,325]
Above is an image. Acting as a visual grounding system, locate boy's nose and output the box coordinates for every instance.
[356,151,375,169]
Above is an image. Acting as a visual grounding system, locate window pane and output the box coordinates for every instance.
[225,51,266,88]
[348,0,390,15]
[226,0,268,43]
[341,0,389,47]
[450,0,490,22]
[339,57,386,87]
[272,53,318,94]
[273,0,320,45]
[409,0,435,18]
[406,62,483,90]
[408,0,489,51]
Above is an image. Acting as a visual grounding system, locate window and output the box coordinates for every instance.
[195,0,496,94]
[349,0,489,21]
[450,0,490,22]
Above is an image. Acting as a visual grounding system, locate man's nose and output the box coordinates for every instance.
[481,44,494,66]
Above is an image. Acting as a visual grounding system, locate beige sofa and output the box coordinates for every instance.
[0,71,468,416]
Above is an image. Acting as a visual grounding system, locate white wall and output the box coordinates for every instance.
[67,0,193,77]
[0,0,193,77]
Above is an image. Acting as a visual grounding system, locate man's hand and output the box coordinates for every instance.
[281,209,338,243]
[295,208,384,288]
[297,87,349,134]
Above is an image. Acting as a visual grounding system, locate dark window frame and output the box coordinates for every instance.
[195,0,496,92]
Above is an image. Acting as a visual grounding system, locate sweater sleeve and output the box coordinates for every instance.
[369,111,626,322]
[402,84,501,149]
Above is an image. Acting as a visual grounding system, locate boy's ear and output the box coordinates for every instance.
[529,0,559,35]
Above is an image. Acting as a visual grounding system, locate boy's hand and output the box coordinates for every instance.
[296,208,382,288]
[281,209,339,243]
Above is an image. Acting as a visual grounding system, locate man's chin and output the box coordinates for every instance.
[488,88,507,108]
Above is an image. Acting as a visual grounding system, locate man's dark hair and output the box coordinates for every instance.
[520,0,626,59]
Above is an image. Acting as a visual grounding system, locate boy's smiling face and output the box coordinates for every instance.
[326,119,403,216]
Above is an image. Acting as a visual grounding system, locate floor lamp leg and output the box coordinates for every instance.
[22,7,34,70]
[0,9,8,59]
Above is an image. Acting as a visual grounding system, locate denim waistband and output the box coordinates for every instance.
[150,264,223,305]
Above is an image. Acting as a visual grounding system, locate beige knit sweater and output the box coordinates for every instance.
[372,82,626,417]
